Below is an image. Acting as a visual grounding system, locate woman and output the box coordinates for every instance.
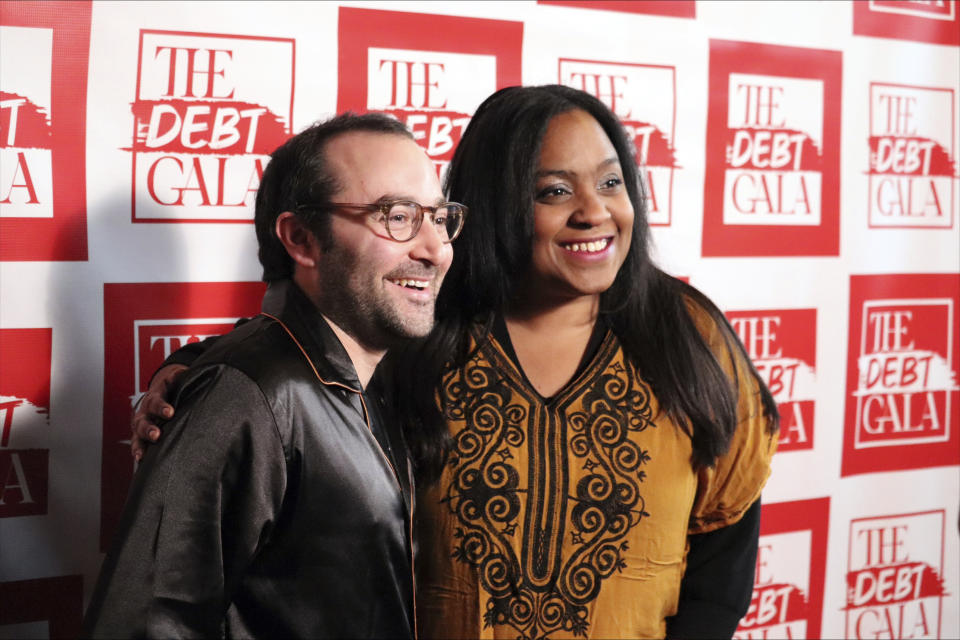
[133,85,778,638]
[390,85,778,639]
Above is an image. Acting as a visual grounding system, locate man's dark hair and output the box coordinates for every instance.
[255,112,414,282]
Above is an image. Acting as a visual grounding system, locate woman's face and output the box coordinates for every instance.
[523,109,634,306]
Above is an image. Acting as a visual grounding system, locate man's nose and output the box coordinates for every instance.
[408,218,447,265]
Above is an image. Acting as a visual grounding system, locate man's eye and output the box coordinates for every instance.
[389,212,412,224]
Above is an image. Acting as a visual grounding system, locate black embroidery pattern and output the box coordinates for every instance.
[442,340,654,639]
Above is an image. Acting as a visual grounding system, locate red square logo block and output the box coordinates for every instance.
[537,1,696,18]
[845,510,947,638]
[100,281,265,548]
[702,40,842,257]
[0,575,83,638]
[130,30,294,223]
[854,1,960,46]
[868,82,957,229]
[735,497,829,639]
[0,1,91,261]
[842,274,960,477]
[0,328,52,517]
[559,59,679,225]
[337,7,522,177]
[727,309,817,452]
[0,449,47,518]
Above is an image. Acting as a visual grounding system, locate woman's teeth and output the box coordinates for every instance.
[563,238,610,253]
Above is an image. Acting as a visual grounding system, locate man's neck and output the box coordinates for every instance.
[292,268,385,388]
[321,314,386,389]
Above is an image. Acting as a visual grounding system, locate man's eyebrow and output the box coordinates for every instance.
[375,194,447,207]
[372,194,413,204]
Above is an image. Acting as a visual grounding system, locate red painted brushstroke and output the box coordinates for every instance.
[381,108,472,162]
[724,127,823,172]
[621,119,679,168]
[868,135,957,176]
[845,562,947,609]
[128,99,289,155]
[739,583,809,628]
[0,91,52,149]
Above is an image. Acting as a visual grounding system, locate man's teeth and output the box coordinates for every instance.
[393,278,427,290]
[564,238,610,253]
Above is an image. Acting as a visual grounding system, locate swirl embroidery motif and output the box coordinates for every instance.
[442,340,654,639]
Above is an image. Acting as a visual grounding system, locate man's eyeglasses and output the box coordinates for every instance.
[298,200,468,243]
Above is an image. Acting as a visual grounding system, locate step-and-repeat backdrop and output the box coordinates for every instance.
[1,1,958,637]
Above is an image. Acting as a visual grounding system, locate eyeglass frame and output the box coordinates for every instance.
[295,199,468,243]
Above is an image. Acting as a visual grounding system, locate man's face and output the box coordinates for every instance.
[314,131,452,350]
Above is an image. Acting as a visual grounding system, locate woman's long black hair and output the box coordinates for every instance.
[390,85,778,482]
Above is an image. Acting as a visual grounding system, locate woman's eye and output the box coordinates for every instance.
[535,185,571,200]
[599,176,623,191]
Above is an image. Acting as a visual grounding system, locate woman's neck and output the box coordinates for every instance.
[504,292,600,333]
[502,294,601,398]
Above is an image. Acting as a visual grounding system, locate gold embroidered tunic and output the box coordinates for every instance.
[415,308,777,639]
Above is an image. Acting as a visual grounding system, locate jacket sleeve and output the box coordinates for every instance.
[145,365,286,637]
[160,336,215,369]
[156,318,251,371]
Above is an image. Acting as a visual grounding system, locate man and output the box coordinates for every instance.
[83,113,465,638]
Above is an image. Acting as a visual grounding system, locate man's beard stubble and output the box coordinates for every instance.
[315,244,441,353]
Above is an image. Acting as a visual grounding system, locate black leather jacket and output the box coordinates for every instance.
[84,280,415,638]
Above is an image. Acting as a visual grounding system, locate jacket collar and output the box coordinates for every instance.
[261,279,362,392]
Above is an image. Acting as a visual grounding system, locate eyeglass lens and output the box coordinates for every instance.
[385,202,463,242]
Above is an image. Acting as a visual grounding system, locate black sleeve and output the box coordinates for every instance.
[156,318,252,371]
[84,366,286,638]
[665,498,761,639]
[160,336,217,369]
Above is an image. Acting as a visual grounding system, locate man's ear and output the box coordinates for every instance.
[275,211,320,268]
